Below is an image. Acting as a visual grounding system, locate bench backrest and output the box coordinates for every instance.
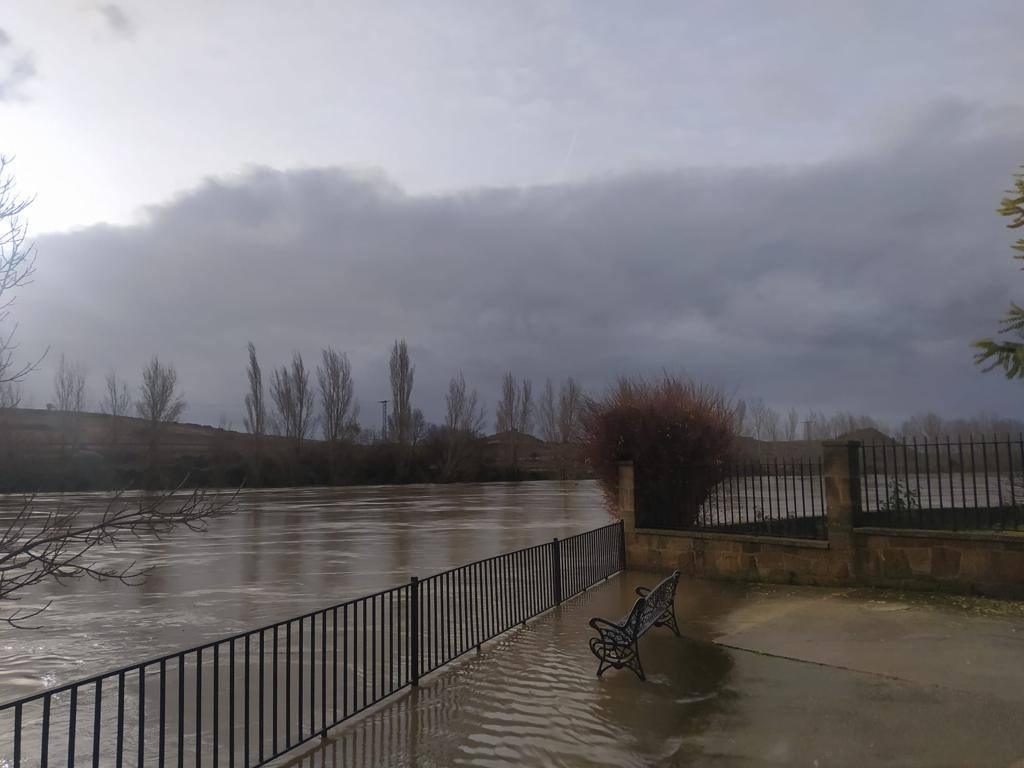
[625,570,680,639]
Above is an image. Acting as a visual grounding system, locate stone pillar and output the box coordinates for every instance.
[822,441,860,579]
[617,460,636,534]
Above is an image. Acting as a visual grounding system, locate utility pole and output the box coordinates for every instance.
[380,400,388,441]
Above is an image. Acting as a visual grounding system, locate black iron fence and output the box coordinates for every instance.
[855,436,1024,531]
[637,460,827,540]
[0,521,624,768]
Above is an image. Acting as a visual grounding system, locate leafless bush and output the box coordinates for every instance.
[582,375,737,524]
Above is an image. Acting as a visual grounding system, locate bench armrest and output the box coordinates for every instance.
[589,616,625,633]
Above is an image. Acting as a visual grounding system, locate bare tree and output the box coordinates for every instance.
[518,378,534,437]
[495,371,518,435]
[270,351,316,450]
[557,377,584,445]
[137,356,186,426]
[0,381,19,409]
[441,372,484,480]
[54,355,87,414]
[732,398,747,435]
[410,408,427,446]
[243,341,266,436]
[0,485,233,627]
[784,407,800,441]
[100,369,132,446]
[495,372,534,476]
[387,339,414,446]
[317,347,358,443]
[136,356,185,484]
[101,369,131,418]
[53,354,87,457]
[0,155,43,389]
[539,379,558,443]
[748,398,781,441]
[540,377,585,478]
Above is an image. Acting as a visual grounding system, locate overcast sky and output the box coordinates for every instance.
[2,1,1023,430]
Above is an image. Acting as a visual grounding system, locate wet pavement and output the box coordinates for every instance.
[279,574,1024,767]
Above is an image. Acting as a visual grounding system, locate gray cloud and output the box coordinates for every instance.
[0,28,35,102]
[98,4,135,37]
[15,100,1024,430]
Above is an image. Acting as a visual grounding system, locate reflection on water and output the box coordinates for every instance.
[277,578,735,768]
[0,481,610,706]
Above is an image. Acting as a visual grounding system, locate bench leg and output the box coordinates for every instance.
[656,602,681,638]
[625,642,645,681]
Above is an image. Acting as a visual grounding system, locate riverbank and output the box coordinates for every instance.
[0,407,585,492]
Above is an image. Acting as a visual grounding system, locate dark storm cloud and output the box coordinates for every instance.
[97,4,135,37]
[19,100,1024,428]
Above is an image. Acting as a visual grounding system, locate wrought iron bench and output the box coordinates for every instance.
[588,570,681,680]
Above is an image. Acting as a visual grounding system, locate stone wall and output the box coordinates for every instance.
[619,450,1024,598]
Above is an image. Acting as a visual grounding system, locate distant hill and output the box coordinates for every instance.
[0,409,584,491]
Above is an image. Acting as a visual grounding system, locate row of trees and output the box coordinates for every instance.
[733,397,1024,443]
[239,340,585,481]
[733,399,881,441]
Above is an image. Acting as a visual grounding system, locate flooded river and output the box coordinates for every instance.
[0,481,611,708]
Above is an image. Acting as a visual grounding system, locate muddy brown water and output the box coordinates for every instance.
[0,481,612,766]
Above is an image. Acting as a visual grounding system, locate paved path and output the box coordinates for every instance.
[277,573,1024,767]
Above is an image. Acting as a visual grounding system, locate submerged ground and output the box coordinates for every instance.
[282,575,1024,767]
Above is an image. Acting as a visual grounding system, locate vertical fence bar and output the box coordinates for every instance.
[332,608,338,722]
[551,538,562,605]
[67,685,77,768]
[321,610,327,737]
[115,672,124,768]
[41,692,51,768]
[13,702,22,768]
[244,636,251,767]
[409,578,420,686]
[213,644,219,768]
[342,605,348,720]
[92,680,102,768]
[137,667,145,768]
[228,640,235,768]
[194,651,200,768]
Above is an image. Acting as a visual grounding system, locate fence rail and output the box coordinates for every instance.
[637,460,828,540]
[0,521,625,768]
[856,436,1024,531]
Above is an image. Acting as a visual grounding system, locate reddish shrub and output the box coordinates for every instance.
[582,375,737,527]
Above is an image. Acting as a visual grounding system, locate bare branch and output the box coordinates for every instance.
[0,483,236,627]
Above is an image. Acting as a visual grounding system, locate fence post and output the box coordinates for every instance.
[617,461,635,569]
[618,520,627,572]
[823,441,859,580]
[551,538,562,606]
[409,576,420,686]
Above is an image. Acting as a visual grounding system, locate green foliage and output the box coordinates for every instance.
[879,480,921,513]
[973,168,1024,378]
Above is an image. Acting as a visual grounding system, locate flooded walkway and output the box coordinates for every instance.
[281,574,1024,767]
